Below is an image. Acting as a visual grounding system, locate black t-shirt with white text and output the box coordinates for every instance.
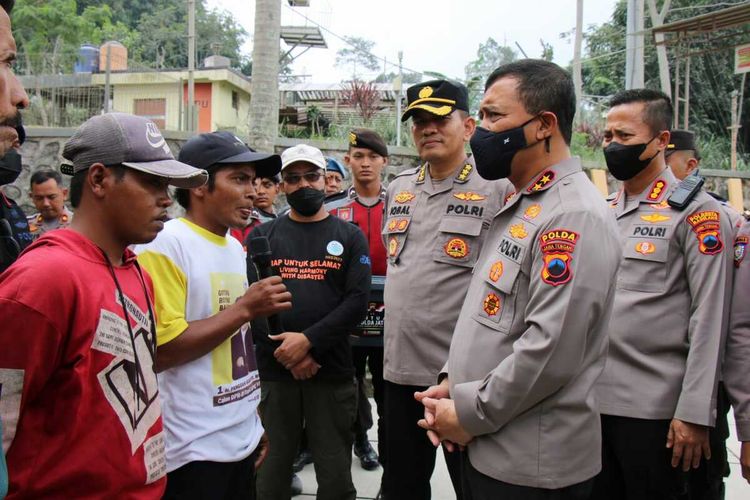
[248,214,371,380]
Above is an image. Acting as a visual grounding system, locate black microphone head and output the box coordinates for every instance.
[249,236,272,264]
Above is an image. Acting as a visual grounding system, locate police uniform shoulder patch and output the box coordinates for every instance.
[734,235,748,268]
[527,170,556,193]
[686,210,723,255]
[539,229,579,286]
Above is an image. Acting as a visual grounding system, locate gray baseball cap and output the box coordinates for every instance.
[61,113,208,188]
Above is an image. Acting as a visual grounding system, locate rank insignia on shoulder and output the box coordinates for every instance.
[453,192,486,201]
[527,170,556,193]
[455,163,473,183]
[444,237,469,259]
[482,292,501,316]
[394,191,416,204]
[735,235,749,268]
[539,229,578,286]
[687,211,723,255]
[524,204,542,220]
[647,179,667,202]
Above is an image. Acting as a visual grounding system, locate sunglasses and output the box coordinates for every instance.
[282,171,324,185]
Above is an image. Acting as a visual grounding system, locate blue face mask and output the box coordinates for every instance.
[470,116,540,180]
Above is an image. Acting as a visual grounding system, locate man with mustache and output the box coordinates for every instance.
[136,131,292,499]
[26,170,73,240]
[381,80,511,499]
[593,89,733,500]
[0,0,31,274]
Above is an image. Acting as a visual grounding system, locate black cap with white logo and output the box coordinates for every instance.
[178,131,281,179]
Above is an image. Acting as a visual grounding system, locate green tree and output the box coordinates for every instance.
[581,0,749,163]
[335,36,380,79]
[374,71,421,84]
[464,38,517,113]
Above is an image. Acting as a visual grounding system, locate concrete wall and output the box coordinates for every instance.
[5,129,750,218]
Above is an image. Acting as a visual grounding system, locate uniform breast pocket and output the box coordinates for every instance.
[432,216,484,267]
[617,238,669,293]
[382,217,411,263]
[472,259,522,335]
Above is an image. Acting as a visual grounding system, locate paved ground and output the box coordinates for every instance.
[293,398,750,499]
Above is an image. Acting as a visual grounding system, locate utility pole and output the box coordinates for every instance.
[646,0,672,97]
[104,43,111,113]
[572,0,583,123]
[248,0,281,151]
[731,90,739,171]
[187,0,196,132]
[625,0,645,89]
[396,50,403,147]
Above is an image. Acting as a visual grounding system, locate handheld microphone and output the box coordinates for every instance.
[249,236,285,336]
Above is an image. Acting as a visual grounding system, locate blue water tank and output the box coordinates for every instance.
[74,44,100,73]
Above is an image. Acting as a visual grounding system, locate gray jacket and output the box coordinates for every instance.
[382,157,512,386]
[596,168,733,426]
[446,158,621,488]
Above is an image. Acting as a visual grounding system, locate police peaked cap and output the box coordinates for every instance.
[401,80,469,122]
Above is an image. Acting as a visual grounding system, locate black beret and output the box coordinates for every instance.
[348,128,388,157]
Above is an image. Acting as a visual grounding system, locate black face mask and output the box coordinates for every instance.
[0,149,22,186]
[287,187,325,216]
[603,136,660,181]
[470,116,541,180]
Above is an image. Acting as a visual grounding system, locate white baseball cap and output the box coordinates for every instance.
[280,144,326,171]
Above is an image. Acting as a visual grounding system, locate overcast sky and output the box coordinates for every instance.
[206,0,619,83]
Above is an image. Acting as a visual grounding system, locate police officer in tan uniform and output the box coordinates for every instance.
[26,170,72,240]
[381,79,511,499]
[416,60,621,500]
[724,219,750,485]
[593,89,734,500]
[666,128,740,499]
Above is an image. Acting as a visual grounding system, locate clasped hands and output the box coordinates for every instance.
[268,332,320,380]
[414,378,473,452]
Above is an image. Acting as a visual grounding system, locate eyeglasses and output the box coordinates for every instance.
[282,171,324,185]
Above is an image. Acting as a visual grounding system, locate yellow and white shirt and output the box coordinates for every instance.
[135,218,262,472]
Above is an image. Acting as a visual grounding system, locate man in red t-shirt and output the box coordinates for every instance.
[326,129,388,471]
[0,113,208,498]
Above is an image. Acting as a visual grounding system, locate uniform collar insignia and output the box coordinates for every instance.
[415,164,427,184]
[454,163,473,184]
[526,169,556,193]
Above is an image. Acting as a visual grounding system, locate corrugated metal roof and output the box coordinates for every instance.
[280,82,398,101]
[653,2,750,35]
